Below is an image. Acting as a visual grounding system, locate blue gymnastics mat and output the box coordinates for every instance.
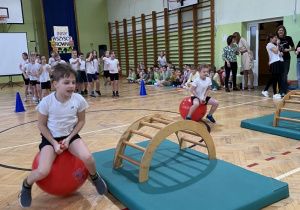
[93,140,289,210]
[241,111,300,140]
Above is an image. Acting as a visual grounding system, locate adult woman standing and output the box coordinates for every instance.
[222,35,240,92]
[233,32,254,90]
[276,25,294,96]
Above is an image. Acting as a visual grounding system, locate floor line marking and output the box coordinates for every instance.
[0,124,130,151]
[275,168,300,180]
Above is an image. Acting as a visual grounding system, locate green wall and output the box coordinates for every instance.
[214,22,242,71]
[0,0,45,84]
[0,0,109,84]
[75,0,109,56]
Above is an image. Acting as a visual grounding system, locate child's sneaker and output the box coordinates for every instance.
[261,91,269,97]
[89,94,96,98]
[89,172,107,195]
[206,114,216,123]
[32,96,36,101]
[96,90,101,96]
[84,89,88,94]
[273,94,281,99]
[185,115,191,120]
[116,93,119,97]
[19,181,32,208]
[81,91,84,95]
[35,99,39,104]
[103,84,106,90]
[23,98,27,102]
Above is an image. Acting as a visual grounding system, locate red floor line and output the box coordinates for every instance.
[282,151,291,155]
[247,163,258,167]
[297,147,300,150]
[265,157,275,161]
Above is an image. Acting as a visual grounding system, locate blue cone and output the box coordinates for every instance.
[140,80,147,96]
[15,92,26,113]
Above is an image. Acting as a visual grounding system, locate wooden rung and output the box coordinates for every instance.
[118,154,141,166]
[285,100,300,104]
[130,129,154,139]
[122,140,146,152]
[181,137,207,148]
[277,117,300,123]
[160,117,176,122]
[280,108,300,113]
[140,121,164,130]
[151,117,172,125]
[290,95,300,98]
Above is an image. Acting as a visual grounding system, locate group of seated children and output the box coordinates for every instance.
[126,62,223,91]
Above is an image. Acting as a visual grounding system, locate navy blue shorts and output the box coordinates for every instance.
[41,81,51,89]
[80,71,88,82]
[103,70,110,78]
[191,96,211,105]
[39,133,81,151]
[76,70,82,83]
[87,73,98,83]
[110,73,119,81]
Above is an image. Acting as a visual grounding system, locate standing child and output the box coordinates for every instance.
[19,52,29,102]
[86,52,101,97]
[106,51,121,97]
[19,63,107,208]
[37,55,51,99]
[92,50,101,81]
[24,56,40,104]
[78,52,88,95]
[101,51,111,89]
[69,49,81,93]
[185,64,219,123]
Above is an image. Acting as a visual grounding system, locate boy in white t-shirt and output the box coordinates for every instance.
[106,50,121,97]
[19,63,107,208]
[24,56,40,104]
[185,64,219,123]
[37,55,51,99]
[100,51,111,89]
[69,49,81,93]
[78,52,88,95]
[19,52,29,102]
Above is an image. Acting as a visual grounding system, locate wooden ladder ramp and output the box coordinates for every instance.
[113,114,216,182]
[273,90,300,127]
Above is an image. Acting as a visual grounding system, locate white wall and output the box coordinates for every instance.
[215,0,299,25]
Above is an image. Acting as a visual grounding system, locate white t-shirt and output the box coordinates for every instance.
[39,64,51,82]
[79,59,86,71]
[191,76,212,99]
[266,43,282,64]
[93,58,100,73]
[20,59,28,70]
[36,92,89,137]
[86,60,95,74]
[157,56,167,66]
[106,58,119,74]
[103,57,110,71]
[25,63,40,81]
[69,58,80,71]
[48,57,56,68]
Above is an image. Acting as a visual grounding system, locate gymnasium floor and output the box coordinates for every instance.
[0,80,300,209]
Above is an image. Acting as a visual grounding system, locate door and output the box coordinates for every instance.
[247,23,258,86]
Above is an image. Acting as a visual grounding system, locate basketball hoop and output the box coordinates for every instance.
[0,15,8,24]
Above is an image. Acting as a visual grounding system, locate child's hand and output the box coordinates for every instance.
[54,142,64,154]
[61,138,70,149]
[201,99,206,104]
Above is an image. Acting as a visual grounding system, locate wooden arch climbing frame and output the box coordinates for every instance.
[273,90,300,127]
[113,114,216,183]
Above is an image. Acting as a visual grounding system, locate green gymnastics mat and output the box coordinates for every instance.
[241,111,300,140]
[93,140,289,210]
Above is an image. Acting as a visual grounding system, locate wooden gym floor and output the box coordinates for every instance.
[0,80,300,209]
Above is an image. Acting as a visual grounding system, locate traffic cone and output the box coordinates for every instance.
[15,92,26,113]
[140,80,147,96]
